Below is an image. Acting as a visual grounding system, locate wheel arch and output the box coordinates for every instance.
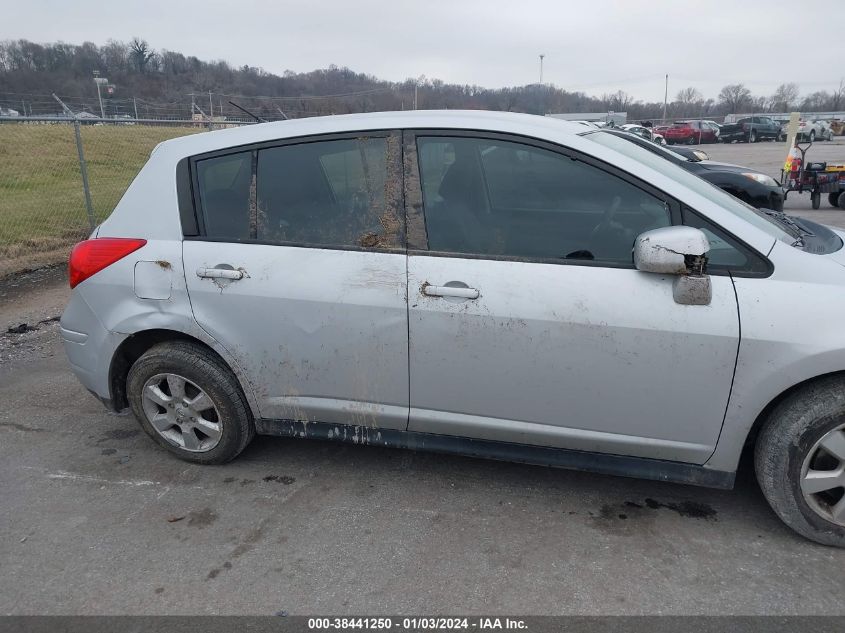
[108,328,262,418]
[741,369,845,454]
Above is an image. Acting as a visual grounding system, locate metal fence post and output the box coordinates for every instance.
[73,119,96,231]
[53,93,97,232]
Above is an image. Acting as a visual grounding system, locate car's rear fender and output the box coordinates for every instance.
[61,237,262,418]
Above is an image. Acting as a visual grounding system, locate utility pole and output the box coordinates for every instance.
[133,97,139,120]
[662,74,668,123]
[208,91,213,119]
[539,54,545,85]
[93,70,107,119]
[414,83,418,110]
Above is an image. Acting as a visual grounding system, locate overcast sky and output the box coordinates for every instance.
[4,0,842,102]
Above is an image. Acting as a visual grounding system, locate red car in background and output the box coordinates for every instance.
[662,120,719,145]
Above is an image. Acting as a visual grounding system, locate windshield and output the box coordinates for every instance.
[584,130,794,245]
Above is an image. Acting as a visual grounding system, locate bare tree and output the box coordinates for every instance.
[675,86,702,105]
[129,37,156,74]
[718,83,752,114]
[800,91,832,112]
[674,86,703,116]
[601,90,632,112]
[769,82,799,112]
[832,78,845,111]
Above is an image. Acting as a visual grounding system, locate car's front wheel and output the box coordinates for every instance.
[127,341,254,464]
[755,376,845,547]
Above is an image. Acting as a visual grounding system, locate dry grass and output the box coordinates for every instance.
[0,123,202,275]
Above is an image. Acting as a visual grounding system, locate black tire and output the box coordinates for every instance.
[687,136,696,145]
[755,376,845,547]
[812,192,821,209]
[809,130,816,143]
[829,192,841,207]
[749,130,757,143]
[839,191,845,209]
[126,341,254,464]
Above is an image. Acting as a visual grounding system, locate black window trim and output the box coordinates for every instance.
[403,128,681,270]
[681,206,774,278]
[178,129,406,254]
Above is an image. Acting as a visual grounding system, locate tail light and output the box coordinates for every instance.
[68,238,147,288]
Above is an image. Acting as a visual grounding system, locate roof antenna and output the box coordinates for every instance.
[228,101,267,123]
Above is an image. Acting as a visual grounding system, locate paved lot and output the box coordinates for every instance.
[696,136,845,227]
[3,141,845,615]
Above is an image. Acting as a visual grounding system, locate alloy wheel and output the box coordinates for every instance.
[801,422,845,526]
[141,373,223,452]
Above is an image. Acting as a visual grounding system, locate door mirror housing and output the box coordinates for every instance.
[634,226,712,306]
[634,226,709,274]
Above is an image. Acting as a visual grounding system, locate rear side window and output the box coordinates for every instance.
[195,152,252,239]
[192,134,402,249]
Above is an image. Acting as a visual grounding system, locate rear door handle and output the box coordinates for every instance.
[196,267,244,280]
[423,284,479,299]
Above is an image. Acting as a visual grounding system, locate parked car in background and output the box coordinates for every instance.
[663,120,719,145]
[63,110,845,547]
[620,123,666,145]
[720,116,782,143]
[798,119,834,142]
[569,120,601,129]
[604,129,784,211]
[666,145,710,161]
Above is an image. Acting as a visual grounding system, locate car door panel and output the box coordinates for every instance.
[405,131,740,464]
[184,244,409,429]
[183,131,409,430]
[407,256,738,463]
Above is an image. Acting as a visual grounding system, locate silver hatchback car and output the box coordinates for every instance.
[62,110,845,546]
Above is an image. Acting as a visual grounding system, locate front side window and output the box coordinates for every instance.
[194,135,402,249]
[683,208,770,275]
[416,136,670,265]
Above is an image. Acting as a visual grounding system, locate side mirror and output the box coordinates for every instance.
[634,226,712,306]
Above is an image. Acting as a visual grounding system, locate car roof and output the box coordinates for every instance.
[153,110,587,158]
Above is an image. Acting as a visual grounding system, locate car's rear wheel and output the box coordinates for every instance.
[755,376,845,547]
[829,192,841,207]
[687,136,696,145]
[749,130,757,143]
[127,341,254,464]
[809,130,816,143]
[839,191,845,209]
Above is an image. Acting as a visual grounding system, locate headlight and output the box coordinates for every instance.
[742,172,779,187]
[693,150,710,161]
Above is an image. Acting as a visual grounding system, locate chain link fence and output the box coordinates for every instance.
[0,117,247,278]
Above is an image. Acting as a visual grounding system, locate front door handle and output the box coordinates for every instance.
[423,284,479,299]
[196,267,244,280]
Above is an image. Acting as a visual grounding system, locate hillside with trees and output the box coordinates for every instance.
[1,38,843,121]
